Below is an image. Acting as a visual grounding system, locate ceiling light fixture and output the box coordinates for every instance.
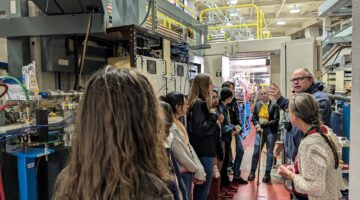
[289,4,300,14]
[276,20,286,25]
[226,22,233,26]
[230,12,238,17]
[229,0,237,5]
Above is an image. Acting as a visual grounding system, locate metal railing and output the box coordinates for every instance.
[200,4,271,40]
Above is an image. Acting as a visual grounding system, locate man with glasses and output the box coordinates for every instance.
[267,68,332,200]
[267,68,332,161]
[248,89,279,183]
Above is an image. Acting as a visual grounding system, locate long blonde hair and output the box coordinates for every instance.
[53,66,170,200]
[188,74,213,109]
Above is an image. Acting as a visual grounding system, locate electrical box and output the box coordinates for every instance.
[41,37,112,74]
[136,55,167,95]
[171,61,189,94]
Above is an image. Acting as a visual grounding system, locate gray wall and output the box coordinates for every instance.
[203,37,291,87]
[280,38,317,96]
[270,54,281,86]
[204,55,222,86]
[350,0,360,199]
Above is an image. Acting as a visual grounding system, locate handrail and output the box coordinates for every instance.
[200,4,261,39]
[326,93,351,102]
[208,23,258,29]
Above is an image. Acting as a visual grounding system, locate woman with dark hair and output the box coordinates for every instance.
[161,92,205,200]
[278,93,342,200]
[53,66,173,200]
[160,101,187,200]
[187,74,219,200]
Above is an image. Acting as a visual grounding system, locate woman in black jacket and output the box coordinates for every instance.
[187,74,219,200]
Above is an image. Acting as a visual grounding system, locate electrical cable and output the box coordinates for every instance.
[0,116,73,143]
[1,76,29,101]
[139,0,152,26]
[76,11,93,90]
[0,83,8,99]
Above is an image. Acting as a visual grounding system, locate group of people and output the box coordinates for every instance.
[52,66,344,200]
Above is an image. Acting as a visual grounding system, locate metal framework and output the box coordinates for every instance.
[199,4,271,41]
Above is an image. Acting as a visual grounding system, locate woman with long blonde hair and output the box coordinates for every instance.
[53,66,173,200]
[187,74,219,200]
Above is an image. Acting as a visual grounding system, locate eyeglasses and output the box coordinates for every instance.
[290,76,311,83]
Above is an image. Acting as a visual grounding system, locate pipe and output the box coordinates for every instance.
[208,23,257,30]
[326,93,351,102]
[275,0,287,19]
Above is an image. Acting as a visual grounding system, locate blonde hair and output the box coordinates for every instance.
[53,66,170,200]
[188,74,213,109]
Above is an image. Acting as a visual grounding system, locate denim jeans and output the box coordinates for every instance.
[250,127,276,172]
[232,134,244,178]
[194,157,216,200]
[181,172,193,200]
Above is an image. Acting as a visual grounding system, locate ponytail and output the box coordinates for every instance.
[311,116,339,169]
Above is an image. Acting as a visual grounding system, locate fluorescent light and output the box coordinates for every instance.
[230,12,238,17]
[230,59,266,66]
[263,30,270,34]
[229,0,237,5]
[220,29,224,34]
[289,4,300,14]
[226,22,233,26]
[276,20,286,25]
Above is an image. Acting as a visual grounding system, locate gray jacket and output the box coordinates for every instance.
[170,123,206,180]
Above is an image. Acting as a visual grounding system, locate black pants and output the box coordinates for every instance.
[220,141,231,188]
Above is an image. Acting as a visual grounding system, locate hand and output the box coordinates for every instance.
[210,108,216,114]
[194,178,205,185]
[267,83,282,100]
[232,130,238,136]
[218,114,224,123]
[255,125,262,133]
[278,165,292,179]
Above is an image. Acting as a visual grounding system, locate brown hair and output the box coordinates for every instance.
[188,73,213,109]
[53,66,170,200]
[289,93,339,168]
[160,101,175,135]
[221,81,235,89]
